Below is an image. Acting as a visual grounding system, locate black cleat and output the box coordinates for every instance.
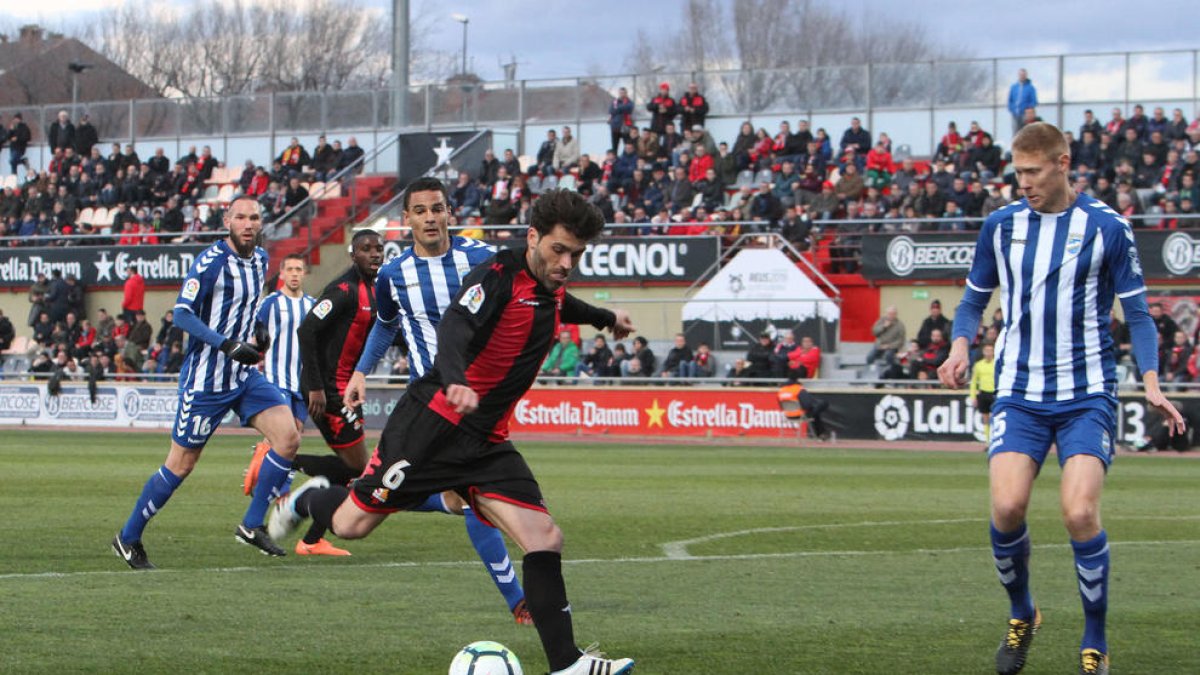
[995,607,1041,675]
[1078,649,1109,675]
[112,534,156,570]
[234,524,286,557]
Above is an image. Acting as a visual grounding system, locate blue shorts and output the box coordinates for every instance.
[276,387,308,424]
[988,396,1117,468]
[172,370,289,449]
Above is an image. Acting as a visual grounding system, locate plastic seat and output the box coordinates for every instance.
[216,184,235,203]
[308,182,325,198]
[78,207,94,225]
[735,169,755,188]
[201,185,220,202]
[321,181,341,199]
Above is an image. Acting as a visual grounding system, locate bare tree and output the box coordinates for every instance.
[628,0,983,114]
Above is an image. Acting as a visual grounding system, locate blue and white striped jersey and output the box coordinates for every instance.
[256,290,316,396]
[375,236,495,379]
[953,194,1153,403]
[174,240,269,393]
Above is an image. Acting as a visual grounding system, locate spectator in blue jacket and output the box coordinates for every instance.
[608,87,635,154]
[1007,68,1038,133]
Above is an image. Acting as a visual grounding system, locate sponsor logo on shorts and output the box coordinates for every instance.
[371,487,390,503]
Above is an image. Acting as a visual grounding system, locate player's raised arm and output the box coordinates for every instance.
[560,292,636,340]
[174,265,261,364]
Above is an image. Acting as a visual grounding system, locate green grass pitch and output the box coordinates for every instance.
[1,430,1197,674]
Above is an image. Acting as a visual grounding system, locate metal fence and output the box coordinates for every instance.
[3,49,1198,172]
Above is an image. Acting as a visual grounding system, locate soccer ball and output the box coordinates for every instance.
[448,641,523,675]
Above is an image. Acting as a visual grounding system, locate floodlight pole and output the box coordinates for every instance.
[392,0,410,128]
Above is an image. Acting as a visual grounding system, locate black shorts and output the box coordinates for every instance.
[312,392,366,450]
[351,396,545,523]
[976,391,996,414]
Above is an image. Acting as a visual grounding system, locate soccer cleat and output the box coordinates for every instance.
[1078,649,1109,675]
[267,476,329,542]
[511,599,534,626]
[243,441,271,496]
[550,644,634,675]
[234,524,286,557]
[294,538,351,556]
[112,534,156,570]
[995,607,1041,675]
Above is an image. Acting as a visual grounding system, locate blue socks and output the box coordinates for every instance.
[120,465,183,543]
[463,506,525,612]
[412,494,525,611]
[1072,530,1109,653]
[242,449,293,529]
[990,522,1035,621]
[413,493,451,513]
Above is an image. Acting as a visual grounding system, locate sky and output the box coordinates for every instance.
[0,0,1195,82]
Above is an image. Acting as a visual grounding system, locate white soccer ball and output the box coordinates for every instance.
[448,641,523,675]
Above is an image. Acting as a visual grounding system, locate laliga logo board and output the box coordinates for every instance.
[873,394,988,442]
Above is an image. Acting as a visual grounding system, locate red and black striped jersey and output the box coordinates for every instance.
[409,247,615,442]
[297,265,376,396]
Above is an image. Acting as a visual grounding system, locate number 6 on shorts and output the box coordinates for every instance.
[381,460,412,489]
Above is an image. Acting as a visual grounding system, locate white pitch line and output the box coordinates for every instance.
[660,514,1200,559]
[2,538,1199,583]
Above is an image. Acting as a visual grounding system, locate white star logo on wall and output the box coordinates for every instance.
[94,251,115,282]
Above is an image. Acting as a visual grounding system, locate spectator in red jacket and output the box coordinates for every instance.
[74,318,96,359]
[688,143,715,184]
[787,335,822,379]
[121,264,145,324]
[865,142,894,188]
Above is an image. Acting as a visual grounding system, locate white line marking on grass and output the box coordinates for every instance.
[661,514,1200,559]
[2,539,1199,583]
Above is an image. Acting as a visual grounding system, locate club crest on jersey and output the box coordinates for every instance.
[1066,235,1083,256]
[1127,246,1143,277]
[312,298,333,319]
[460,283,485,314]
[181,278,200,301]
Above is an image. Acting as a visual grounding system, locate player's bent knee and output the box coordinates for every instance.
[991,498,1029,529]
[1061,501,1100,536]
[524,519,563,553]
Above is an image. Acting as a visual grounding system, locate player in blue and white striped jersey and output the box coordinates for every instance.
[339,177,532,625]
[938,123,1185,675]
[256,254,316,423]
[113,196,302,569]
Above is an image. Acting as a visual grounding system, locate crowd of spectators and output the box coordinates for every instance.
[2,265,186,385]
[860,298,1200,387]
[0,109,365,247]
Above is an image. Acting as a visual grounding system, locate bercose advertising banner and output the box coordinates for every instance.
[0,244,209,288]
[383,236,719,283]
[860,230,1200,281]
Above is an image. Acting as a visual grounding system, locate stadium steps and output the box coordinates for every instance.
[266,176,395,272]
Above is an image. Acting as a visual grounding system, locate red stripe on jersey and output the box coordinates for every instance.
[335,279,374,392]
[430,271,541,439]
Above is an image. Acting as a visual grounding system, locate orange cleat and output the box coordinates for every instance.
[294,538,352,556]
[243,441,271,496]
[512,599,534,626]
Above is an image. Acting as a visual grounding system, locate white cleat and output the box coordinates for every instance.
[550,644,634,675]
[266,476,329,541]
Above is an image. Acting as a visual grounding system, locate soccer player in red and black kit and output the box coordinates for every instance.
[261,229,382,553]
[270,190,636,675]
